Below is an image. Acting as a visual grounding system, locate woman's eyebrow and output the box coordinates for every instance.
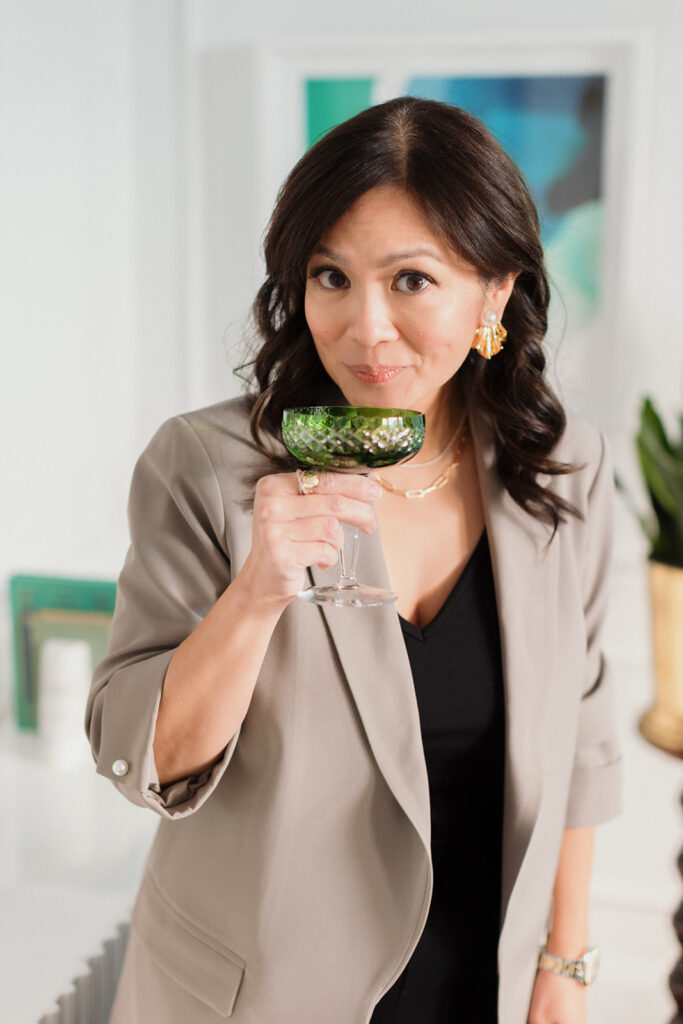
[310,245,348,264]
[310,245,445,266]
[378,248,445,266]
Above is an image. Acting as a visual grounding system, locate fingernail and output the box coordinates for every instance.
[369,482,383,499]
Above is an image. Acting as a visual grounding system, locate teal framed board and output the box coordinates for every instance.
[9,575,117,730]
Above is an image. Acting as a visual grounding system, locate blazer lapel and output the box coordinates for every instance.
[309,411,557,927]
[470,412,557,927]
[309,538,431,854]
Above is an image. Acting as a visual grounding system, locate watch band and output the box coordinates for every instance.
[537,946,600,987]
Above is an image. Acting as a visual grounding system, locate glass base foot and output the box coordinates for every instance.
[298,583,397,607]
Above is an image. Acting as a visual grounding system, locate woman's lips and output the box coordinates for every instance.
[347,365,406,384]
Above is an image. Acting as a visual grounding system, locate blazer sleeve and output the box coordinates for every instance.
[565,430,622,827]
[85,415,239,819]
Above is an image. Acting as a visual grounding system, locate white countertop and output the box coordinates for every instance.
[0,721,156,1024]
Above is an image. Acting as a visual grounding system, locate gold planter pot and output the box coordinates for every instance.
[639,559,683,756]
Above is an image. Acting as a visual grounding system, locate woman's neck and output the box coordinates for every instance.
[417,388,466,464]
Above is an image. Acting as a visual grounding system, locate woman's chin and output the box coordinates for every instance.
[337,381,413,411]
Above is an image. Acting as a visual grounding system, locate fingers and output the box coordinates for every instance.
[257,471,382,501]
[255,474,379,535]
[277,494,377,533]
[311,471,383,501]
[286,539,340,572]
[247,471,380,602]
[283,515,345,549]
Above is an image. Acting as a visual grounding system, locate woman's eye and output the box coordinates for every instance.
[313,268,349,290]
[394,271,431,293]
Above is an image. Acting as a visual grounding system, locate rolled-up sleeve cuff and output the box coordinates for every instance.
[95,649,172,800]
[94,648,239,819]
[145,730,240,819]
[564,755,623,827]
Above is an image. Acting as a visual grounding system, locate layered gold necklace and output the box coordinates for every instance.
[372,414,469,499]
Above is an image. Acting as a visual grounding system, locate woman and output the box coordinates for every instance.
[87,97,621,1024]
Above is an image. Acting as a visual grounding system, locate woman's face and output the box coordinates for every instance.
[304,185,515,420]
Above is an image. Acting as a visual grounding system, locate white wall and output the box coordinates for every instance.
[0,0,194,710]
[2,0,133,714]
[1,0,134,578]
[2,0,682,1018]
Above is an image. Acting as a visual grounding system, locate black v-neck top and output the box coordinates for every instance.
[370,530,505,1023]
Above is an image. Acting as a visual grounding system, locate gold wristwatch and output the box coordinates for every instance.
[537,946,600,987]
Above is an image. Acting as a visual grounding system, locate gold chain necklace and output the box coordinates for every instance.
[372,426,469,499]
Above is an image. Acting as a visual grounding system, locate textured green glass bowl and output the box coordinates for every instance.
[282,406,425,470]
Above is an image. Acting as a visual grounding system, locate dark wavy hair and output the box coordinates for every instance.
[245,96,578,529]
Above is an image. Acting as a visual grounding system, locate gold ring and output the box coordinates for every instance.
[296,468,320,495]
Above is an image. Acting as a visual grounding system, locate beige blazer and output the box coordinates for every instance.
[86,396,621,1024]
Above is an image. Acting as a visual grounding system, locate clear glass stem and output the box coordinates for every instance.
[338,522,360,590]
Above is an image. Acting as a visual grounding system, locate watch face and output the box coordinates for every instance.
[582,948,600,986]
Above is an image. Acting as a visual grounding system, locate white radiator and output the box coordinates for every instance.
[38,923,129,1024]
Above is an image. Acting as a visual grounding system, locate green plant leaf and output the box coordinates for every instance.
[623,396,683,567]
[640,432,683,508]
[641,398,674,456]
[636,434,678,516]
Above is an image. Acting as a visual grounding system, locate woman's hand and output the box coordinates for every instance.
[239,470,381,607]
[527,969,587,1024]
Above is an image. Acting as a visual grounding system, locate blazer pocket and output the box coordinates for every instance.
[132,874,245,1017]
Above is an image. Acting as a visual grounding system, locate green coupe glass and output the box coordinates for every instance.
[282,406,425,607]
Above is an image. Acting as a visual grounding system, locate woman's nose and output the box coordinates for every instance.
[346,287,399,348]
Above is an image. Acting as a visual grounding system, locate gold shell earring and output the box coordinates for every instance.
[472,311,508,359]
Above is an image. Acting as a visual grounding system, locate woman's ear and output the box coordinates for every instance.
[470,273,520,357]
[484,271,519,322]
